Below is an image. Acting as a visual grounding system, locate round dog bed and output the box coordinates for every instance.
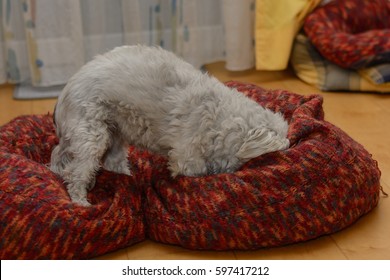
[304,0,390,69]
[0,82,381,258]
[144,81,381,250]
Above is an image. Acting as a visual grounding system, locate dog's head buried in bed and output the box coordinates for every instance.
[50,45,290,206]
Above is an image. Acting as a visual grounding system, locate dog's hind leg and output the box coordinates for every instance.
[62,121,111,206]
[102,135,131,175]
[50,140,73,176]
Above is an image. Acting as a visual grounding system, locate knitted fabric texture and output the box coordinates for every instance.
[0,116,145,259]
[145,81,381,250]
[304,0,390,69]
[0,81,381,258]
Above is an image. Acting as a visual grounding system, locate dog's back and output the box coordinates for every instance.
[53,46,198,146]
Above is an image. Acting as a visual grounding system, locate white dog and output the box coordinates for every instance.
[50,45,290,206]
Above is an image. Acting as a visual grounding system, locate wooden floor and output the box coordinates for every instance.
[1,62,389,260]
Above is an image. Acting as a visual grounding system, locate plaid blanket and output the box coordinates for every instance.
[360,64,390,85]
[291,33,390,93]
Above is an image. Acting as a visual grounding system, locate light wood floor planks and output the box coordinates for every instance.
[1,63,389,259]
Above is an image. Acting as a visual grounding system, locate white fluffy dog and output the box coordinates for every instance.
[50,45,290,206]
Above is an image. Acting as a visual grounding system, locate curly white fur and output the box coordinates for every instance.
[50,45,290,206]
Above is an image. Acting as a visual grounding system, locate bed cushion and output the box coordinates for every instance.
[304,0,390,70]
[0,82,382,257]
[144,81,381,250]
[0,115,145,259]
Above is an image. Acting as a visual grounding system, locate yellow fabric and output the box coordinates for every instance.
[255,0,321,70]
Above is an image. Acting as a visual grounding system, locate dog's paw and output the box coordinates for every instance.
[106,164,132,176]
[117,164,132,176]
[69,193,92,207]
[73,198,92,207]
[103,160,132,176]
[102,144,132,176]
[168,159,208,177]
[67,183,92,206]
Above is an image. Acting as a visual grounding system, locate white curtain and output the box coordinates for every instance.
[0,0,255,96]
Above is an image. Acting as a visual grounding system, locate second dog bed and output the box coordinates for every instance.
[304,0,390,69]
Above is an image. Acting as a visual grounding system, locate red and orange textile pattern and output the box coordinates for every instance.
[0,82,381,258]
[304,0,390,69]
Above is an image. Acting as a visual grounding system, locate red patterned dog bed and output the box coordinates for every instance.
[0,82,381,258]
[304,0,390,69]
[0,116,145,259]
[144,81,381,250]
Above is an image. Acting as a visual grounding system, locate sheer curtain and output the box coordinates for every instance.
[0,0,255,98]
